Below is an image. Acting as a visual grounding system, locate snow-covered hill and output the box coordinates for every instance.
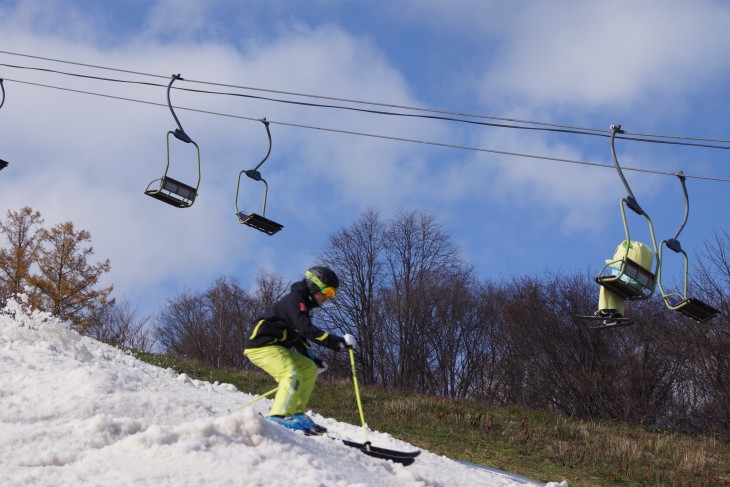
[0,296,567,486]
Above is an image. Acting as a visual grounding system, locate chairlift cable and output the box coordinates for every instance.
[4,50,730,147]
[4,76,730,184]
[0,61,624,139]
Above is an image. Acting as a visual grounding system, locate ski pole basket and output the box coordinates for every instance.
[144,74,201,208]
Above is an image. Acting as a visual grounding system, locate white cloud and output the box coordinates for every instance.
[476,1,730,108]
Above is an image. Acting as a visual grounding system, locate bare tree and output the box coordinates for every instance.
[381,210,462,391]
[466,280,510,402]
[85,299,155,352]
[156,273,288,369]
[156,289,211,361]
[427,268,481,398]
[205,277,258,368]
[682,230,730,436]
[318,209,387,384]
[253,269,289,315]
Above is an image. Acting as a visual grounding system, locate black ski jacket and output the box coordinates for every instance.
[244,280,345,351]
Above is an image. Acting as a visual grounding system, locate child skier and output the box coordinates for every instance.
[243,266,355,433]
[595,239,654,326]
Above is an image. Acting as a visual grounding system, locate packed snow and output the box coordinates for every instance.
[0,296,568,486]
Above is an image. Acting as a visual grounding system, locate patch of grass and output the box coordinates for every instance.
[135,352,730,486]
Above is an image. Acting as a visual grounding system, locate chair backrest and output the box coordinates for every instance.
[145,176,197,208]
[596,257,656,301]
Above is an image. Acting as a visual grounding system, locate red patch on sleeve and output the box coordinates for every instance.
[299,302,307,312]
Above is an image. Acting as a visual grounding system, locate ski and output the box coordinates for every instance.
[338,439,421,466]
[576,314,635,329]
[265,415,419,465]
[303,427,327,436]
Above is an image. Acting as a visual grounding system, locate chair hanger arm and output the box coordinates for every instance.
[610,124,644,216]
[670,171,689,243]
[251,118,272,172]
[167,74,192,143]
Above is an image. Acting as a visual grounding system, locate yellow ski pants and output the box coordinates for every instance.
[243,345,318,417]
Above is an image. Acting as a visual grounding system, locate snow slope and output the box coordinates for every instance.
[0,296,568,487]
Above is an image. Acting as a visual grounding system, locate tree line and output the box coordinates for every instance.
[0,207,150,350]
[1,206,728,438]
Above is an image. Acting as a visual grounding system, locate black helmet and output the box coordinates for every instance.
[305,266,339,297]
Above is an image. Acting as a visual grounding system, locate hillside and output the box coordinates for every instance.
[1,296,566,486]
[141,349,730,486]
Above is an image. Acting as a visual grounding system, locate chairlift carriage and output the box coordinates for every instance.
[144,74,201,208]
[234,118,283,235]
[657,172,720,323]
[580,125,660,330]
[0,79,10,171]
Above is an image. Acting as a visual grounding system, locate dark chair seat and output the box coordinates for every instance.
[236,212,283,235]
[673,297,720,324]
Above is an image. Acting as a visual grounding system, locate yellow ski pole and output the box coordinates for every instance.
[233,386,278,411]
[348,347,370,447]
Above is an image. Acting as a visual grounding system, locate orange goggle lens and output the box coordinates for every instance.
[321,286,336,298]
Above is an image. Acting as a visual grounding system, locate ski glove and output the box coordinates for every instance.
[343,333,357,350]
[306,348,328,374]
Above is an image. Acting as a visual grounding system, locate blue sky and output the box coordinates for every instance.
[2,0,730,317]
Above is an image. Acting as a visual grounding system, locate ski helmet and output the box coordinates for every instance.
[305,266,339,298]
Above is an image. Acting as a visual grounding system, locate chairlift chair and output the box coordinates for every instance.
[657,172,720,324]
[581,125,660,330]
[144,74,201,208]
[0,79,11,171]
[593,207,658,302]
[234,119,283,235]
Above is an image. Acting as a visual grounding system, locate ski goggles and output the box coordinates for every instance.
[306,271,337,298]
[320,286,337,298]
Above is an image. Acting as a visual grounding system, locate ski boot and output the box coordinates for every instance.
[293,413,327,435]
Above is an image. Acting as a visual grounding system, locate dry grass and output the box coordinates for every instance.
[358,393,729,486]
